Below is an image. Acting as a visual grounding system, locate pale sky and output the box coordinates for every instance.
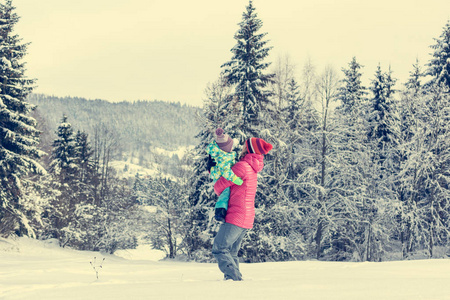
[14,0,450,107]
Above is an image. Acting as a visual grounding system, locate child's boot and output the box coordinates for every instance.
[215,208,227,222]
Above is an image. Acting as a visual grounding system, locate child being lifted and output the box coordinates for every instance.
[206,128,243,222]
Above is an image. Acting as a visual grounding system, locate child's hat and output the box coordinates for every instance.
[215,128,233,153]
[246,138,273,155]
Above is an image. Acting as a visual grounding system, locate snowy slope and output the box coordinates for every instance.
[1,237,450,300]
[110,146,193,180]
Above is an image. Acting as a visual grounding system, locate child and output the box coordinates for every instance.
[206,128,243,222]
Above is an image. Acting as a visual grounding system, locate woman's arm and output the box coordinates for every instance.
[214,162,245,195]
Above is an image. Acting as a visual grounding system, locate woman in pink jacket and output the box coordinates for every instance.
[212,137,273,281]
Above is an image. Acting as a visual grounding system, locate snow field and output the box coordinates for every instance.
[1,237,450,300]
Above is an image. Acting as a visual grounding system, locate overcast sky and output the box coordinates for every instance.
[14,0,450,107]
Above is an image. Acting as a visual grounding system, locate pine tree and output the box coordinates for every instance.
[361,65,400,261]
[0,0,44,236]
[221,0,274,141]
[47,115,79,241]
[49,115,77,184]
[328,58,371,261]
[337,57,367,114]
[427,20,450,89]
[405,58,425,95]
[285,78,302,128]
[74,130,99,203]
[131,173,150,205]
[367,64,398,150]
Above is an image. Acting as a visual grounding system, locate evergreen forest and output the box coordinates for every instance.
[1,0,450,262]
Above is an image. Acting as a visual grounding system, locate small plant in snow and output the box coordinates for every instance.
[90,257,105,280]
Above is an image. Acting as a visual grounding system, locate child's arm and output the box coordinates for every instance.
[219,165,243,185]
[207,141,242,185]
[214,162,245,196]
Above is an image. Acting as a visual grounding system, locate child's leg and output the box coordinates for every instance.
[215,187,230,210]
[214,187,230,222]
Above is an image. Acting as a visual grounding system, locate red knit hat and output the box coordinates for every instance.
[246,138,273,155]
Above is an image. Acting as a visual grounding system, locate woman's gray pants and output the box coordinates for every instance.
[212,222,247,281]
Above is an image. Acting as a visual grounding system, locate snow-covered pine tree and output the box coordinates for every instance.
[405,58,425,96]
[337,57,367,114]
[426,20,450,89]
[58,130,107,250]
[367,64,398,150]
[49,115,77,184]
[361,64,400,261]
[74,130,99,204]
[327,57,370,261]
[47,115,78,242]
[221,0,274,142]
[131,173,150,205]
[285,78,302,130]
[52,121,135,251]
[284,73,320,200]
[0,0,44,236]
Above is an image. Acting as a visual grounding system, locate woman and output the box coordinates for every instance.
[212,137,273,281]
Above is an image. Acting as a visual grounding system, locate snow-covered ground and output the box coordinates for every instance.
[1,237,450,300]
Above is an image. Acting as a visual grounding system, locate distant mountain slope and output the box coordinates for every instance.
[28,94,201,152]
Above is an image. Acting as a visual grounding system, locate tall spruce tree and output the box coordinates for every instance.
[74,130,99,204]
[221,0,274,141]
[362,65,400,261]
[427,20,450,89]
[405,58,425,95]
[0,0,44,236]
[367,64,398,150]
[329,57,371,261]
[49,115,77,184]
[337,57,367,114]
[47,115,78,241]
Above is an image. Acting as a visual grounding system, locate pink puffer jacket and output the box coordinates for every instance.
[214,153,264,229]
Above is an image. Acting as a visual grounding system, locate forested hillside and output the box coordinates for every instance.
[28,94,200,153]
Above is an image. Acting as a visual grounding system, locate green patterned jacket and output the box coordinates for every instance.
[206,141,240,183]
